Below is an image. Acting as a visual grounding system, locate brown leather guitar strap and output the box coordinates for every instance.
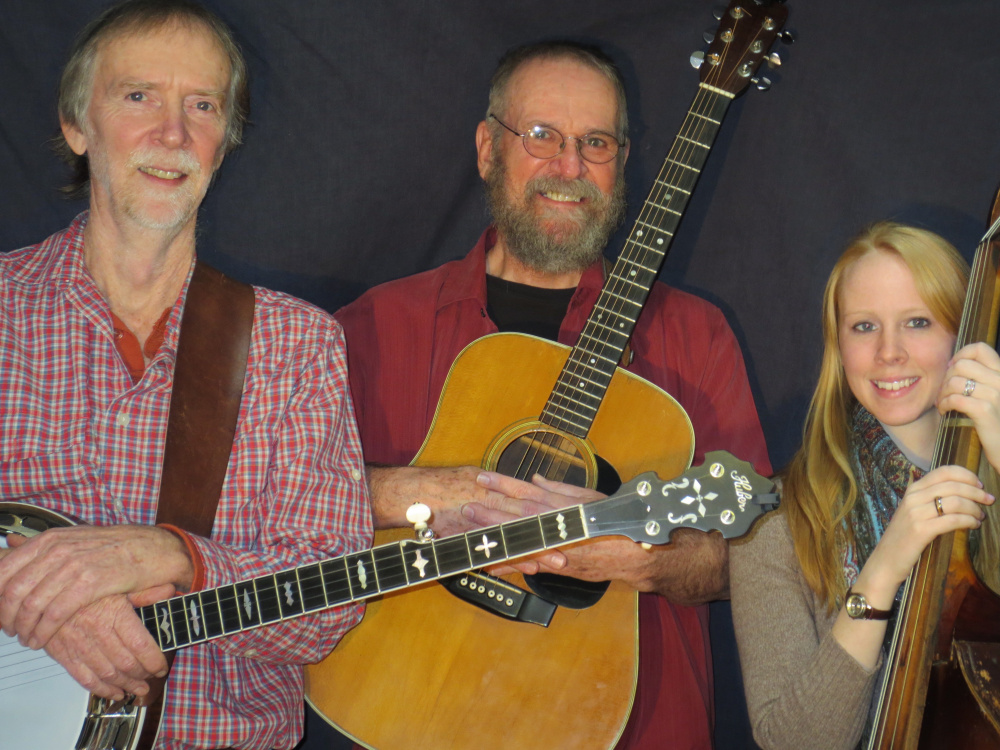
[138,261,253,719]
[155,261,255,535]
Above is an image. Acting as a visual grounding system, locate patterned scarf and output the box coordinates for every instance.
[843,404,924,586]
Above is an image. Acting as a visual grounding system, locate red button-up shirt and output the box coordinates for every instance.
[337,227,772,750]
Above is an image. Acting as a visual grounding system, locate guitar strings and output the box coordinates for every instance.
[526,79,724,479]
[520,85,714,484]
[515,19,766,486]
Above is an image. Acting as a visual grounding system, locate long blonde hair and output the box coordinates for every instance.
[783,222,968,609]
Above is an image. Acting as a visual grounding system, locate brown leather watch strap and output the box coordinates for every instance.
[845,586,893,620]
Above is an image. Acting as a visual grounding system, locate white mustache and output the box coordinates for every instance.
[127,147,201,176]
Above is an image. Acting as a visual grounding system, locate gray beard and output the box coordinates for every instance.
[485,153,626,275]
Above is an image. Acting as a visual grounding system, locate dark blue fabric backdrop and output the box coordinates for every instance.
[3,2,1000,747]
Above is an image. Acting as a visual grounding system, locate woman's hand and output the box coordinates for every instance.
[832,464,993,670]
[859,465,992,607]
[938,342,1000,470]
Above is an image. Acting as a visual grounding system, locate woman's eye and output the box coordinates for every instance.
[907,317,931,329]
[852,321,875,333]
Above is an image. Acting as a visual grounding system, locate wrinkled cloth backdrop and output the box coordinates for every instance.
[3,1,1000,747]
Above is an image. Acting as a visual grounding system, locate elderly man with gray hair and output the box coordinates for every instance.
[0,2,371,748]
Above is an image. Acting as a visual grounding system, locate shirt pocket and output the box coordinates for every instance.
[0,440,89,505]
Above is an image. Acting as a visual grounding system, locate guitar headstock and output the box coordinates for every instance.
[699,1,789,96]
[586,451,776,545]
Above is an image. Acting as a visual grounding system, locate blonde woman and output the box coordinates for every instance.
[730,222,1000,748]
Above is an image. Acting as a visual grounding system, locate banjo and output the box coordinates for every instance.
[0,451,774,750]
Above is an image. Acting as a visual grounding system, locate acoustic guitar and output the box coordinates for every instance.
[0,454,773,750]
[307,3,789,749]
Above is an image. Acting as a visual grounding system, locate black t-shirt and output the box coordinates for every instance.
[485,274,575,341]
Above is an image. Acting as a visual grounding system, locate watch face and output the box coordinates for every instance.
[845,593,867,619]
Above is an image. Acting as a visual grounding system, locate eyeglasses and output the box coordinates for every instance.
[489,114,625,164]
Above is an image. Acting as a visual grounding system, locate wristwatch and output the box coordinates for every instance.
[845,587,892,620]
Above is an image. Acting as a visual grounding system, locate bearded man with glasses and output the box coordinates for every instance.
[330,40,770,749]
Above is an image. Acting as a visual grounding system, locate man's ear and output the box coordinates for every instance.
[475,120,494,181]
[60,118,88,156]
[620,138,630,166]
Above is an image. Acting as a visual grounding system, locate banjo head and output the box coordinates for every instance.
[0,502,148,750]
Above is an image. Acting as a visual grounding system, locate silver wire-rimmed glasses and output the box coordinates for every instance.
[489,113,625,164]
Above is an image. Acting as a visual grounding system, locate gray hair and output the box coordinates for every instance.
[55,0,250,198]
[486,41,629,144]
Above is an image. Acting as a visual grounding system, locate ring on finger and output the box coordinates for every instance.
[935,496,945,517]
[964,378,977,397]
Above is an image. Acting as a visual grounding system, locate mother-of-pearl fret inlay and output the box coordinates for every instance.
[357,560,368,589]
[243,590,253,619]
[412,550,429,578]
[189,600,201,636]
[556,514,567,540]
[159,606,172,643]
[475,535,499,558]
[283,582,295,606]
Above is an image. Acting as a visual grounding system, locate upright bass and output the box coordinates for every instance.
[868,192,1000,747]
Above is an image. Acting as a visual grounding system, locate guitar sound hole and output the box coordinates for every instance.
[494,434,620,610]
[495,431,589,486]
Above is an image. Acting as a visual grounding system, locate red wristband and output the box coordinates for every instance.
[157,523,206,592]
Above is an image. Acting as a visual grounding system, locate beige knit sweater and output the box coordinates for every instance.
[730,512,882,749]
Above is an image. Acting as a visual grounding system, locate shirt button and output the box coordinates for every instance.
[244,648,258,658]
[116,413,130,427]
[351,468,363,481]
[114,497,125,514]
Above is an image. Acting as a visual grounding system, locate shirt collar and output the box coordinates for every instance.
[52,210,194,364]
[436,225,605,311]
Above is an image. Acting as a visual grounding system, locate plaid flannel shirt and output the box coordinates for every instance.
[0,213,373,749]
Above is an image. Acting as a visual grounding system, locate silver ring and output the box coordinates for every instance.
[964,378,977,397]
[934,496,945,517]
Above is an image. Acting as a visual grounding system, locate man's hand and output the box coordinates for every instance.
[0,525,189,650]
[465,472,729,605]
[368,465,505,536]
[45,595,168,701]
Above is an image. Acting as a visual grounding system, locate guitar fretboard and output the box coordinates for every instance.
[138,506,589,652]
[542,85,733,437]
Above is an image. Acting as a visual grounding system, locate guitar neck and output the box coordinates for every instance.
[138,504,591,653]
[542,84,734,437]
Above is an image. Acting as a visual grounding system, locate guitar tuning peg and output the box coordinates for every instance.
[712,5,725,20]
[689,50,705,70]
[778,30,796,44]
[765,51,782,69]
[703,28,716,44]
[751,76,772,91]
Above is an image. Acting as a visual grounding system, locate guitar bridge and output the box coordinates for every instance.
[442,572,556,627]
